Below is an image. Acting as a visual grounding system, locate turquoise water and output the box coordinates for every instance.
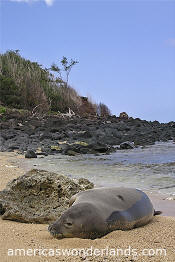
[20,141,175,195]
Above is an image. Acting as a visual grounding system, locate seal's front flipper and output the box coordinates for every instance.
[154,210,162,216]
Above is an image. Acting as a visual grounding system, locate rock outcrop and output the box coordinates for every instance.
[0,169,94,224]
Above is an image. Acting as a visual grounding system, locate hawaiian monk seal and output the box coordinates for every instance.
[48,187,161,239]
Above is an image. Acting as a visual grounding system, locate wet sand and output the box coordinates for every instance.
[0,152,175,262]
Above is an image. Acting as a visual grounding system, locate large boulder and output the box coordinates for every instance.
[119,141,135,150]
[0,169,94,224]
[119,112,129,119]
[25,149,37,158]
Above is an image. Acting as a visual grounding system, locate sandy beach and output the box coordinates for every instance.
[0,152,175,262]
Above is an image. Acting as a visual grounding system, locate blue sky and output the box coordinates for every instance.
[1,0,175,123]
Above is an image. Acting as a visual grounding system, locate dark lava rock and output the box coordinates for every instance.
[119,112,129,119]
[0,169,94,224]
[1,112,175,156]
[0,136,5,151]
[92,144,110,153]
[65,150,78,156]
[25,150,37,158]
[119,141,135,150]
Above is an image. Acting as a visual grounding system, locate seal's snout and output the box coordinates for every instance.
[48,222,58,233]
[48,223,63,239]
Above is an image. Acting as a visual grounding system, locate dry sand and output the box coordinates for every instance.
[0,152,175,262]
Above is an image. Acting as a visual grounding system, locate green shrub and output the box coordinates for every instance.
[0,75,22,108]
[0,105,7,114]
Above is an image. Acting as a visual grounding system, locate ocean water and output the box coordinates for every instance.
[20,141,175,195]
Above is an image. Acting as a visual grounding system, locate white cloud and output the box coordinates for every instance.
[44,0,54,6]
[166,38,175,47]
[10,0,55,6]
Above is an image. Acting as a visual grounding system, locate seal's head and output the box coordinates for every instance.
[48,202,106,239]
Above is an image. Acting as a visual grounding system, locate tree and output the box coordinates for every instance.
[50,57,79,111]
[50,56,78,88]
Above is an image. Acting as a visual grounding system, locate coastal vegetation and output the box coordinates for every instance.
[0,50,111,116]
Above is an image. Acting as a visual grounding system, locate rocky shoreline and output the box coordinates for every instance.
[0,110,175,156]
